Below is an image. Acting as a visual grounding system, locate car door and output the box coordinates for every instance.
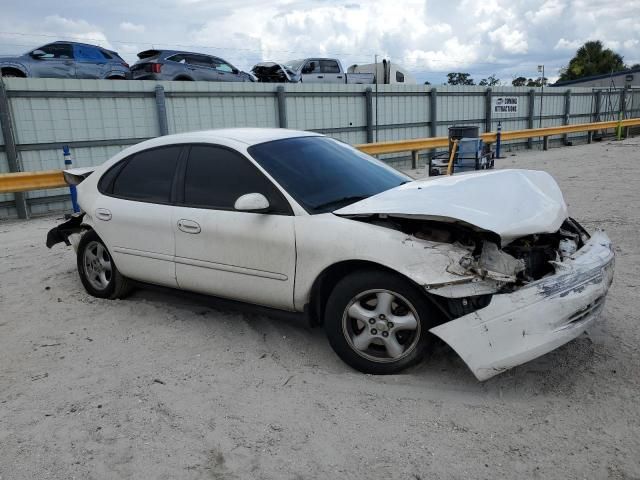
[93,145,183,288]
[319,59,343,83]
[185,54,220,81]
[172,144,296,310]
[73,44,107,78]
[29,43,76,78]
[211,57,242,82]
[301,59,323,83]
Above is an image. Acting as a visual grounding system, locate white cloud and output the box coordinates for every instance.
[119,22,145,33]
[488,25,528,54]
[0,0,639,84]
[554,38,582,50]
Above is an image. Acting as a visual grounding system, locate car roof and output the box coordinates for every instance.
[141,128,322,149]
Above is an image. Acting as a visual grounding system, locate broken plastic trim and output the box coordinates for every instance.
[46,213,87,248]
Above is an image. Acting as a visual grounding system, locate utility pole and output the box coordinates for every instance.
[538,64,545,129]
[375,54,379,142]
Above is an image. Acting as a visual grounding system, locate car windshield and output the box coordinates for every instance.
[284,59,304,71]
[248,136,410,214]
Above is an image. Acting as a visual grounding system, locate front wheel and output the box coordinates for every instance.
[324,270,435,374]
[77,230,132,299]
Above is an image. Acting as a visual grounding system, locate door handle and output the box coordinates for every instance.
[95,208,112,221]
[177,219,201,234]
[317,75,324,78]
[337,75,343,79]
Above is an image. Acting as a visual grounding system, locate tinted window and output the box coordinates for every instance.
[248,137,410,214]
[320,60,340,73]
[183,145,290,214]
[112,146,181,202]
[168,54,188,63]
[74,45,105,61]
[37,43,73,59]
[396,71,405,83]
[186,55,212,67]
[302,61,320,74]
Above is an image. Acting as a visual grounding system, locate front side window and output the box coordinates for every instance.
[248,137,410,214]
[35,43,73,59]
[302,60,320,74]
[183,145,291,214]
[111,146,181,203]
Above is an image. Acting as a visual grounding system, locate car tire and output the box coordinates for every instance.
[324,269,435,374]
[77,230,132,299]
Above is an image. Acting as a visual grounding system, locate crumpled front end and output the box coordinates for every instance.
[429,229,614,380]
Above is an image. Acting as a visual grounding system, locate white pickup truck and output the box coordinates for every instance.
[252,58,375,84]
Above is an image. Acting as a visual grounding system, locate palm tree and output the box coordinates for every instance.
[559,41,625,81]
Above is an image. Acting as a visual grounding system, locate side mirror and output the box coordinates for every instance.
[232,67,239,74]
[234,193,270,212]
[30,49,46,59]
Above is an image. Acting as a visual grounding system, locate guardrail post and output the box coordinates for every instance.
[0,79,28,219]
[429,88,437,161]
[484,88,492,133]
[563,89,572,145]
[365,87,374,143]
[594,90,602,122]
[621,88,628,138]
[63,145,79,213]
[154,85,169,136]
[276,86,287,129]
[543,136,549,151]
[527,89,535,149]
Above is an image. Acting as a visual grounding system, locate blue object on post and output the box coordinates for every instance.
[496,121,502,159]
[63,145,80,213]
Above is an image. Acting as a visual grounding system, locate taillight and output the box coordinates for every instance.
[121,62,129,68]
[151,63,162,74]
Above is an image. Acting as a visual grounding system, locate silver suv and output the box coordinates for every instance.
[131,50,254,82]
[0,41,130,79]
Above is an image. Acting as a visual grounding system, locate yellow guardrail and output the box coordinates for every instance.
[356,117,640,155]
[0,170,66,194]
[0,117,639,194]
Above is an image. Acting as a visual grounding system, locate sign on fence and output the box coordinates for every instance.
[492,96,519,114]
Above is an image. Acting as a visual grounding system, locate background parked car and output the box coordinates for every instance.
[131,50,255,82]
[252,58,374,83]
[0,41,130,79]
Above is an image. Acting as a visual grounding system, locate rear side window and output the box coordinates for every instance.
[111,146,181,203]
[320,60,340,73]
[396,71,405,83]
[74,45,106,61]
[186,55,212,67]
[183,145,291,214]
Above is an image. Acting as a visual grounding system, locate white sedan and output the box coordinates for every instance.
[47,128,614,380]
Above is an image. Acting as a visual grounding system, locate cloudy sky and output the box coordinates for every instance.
[0,0,638,84]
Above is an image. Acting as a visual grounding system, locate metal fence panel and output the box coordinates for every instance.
[0,78,633,218]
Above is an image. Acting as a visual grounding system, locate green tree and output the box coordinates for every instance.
[526,77,548,87]
[446,72,475,85]
[424,80,431,85]
[512,76,527,86]
[479,74,500,86]
[559,40,625,81]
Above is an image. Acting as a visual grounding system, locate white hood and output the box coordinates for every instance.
[334,169,568,244]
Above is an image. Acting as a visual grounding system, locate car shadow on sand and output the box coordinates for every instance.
[128,283,602,395]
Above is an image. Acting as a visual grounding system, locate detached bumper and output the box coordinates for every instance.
[430,231,614,381]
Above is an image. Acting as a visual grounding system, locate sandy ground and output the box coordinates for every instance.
[1,138,639,480]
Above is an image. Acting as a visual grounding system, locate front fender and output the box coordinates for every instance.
[293,214,489,310]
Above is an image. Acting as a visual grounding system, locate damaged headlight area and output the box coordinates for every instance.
[354,215,596,321]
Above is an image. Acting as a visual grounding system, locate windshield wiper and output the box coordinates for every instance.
[313,195,370,211]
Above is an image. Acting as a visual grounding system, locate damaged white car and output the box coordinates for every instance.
[47,129,614,380]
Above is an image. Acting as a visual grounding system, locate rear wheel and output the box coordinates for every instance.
[324,270,435,374]
[1,70,24,78]
[77,231,132,299]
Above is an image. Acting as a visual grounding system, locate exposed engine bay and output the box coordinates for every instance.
[354,214,590,319]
